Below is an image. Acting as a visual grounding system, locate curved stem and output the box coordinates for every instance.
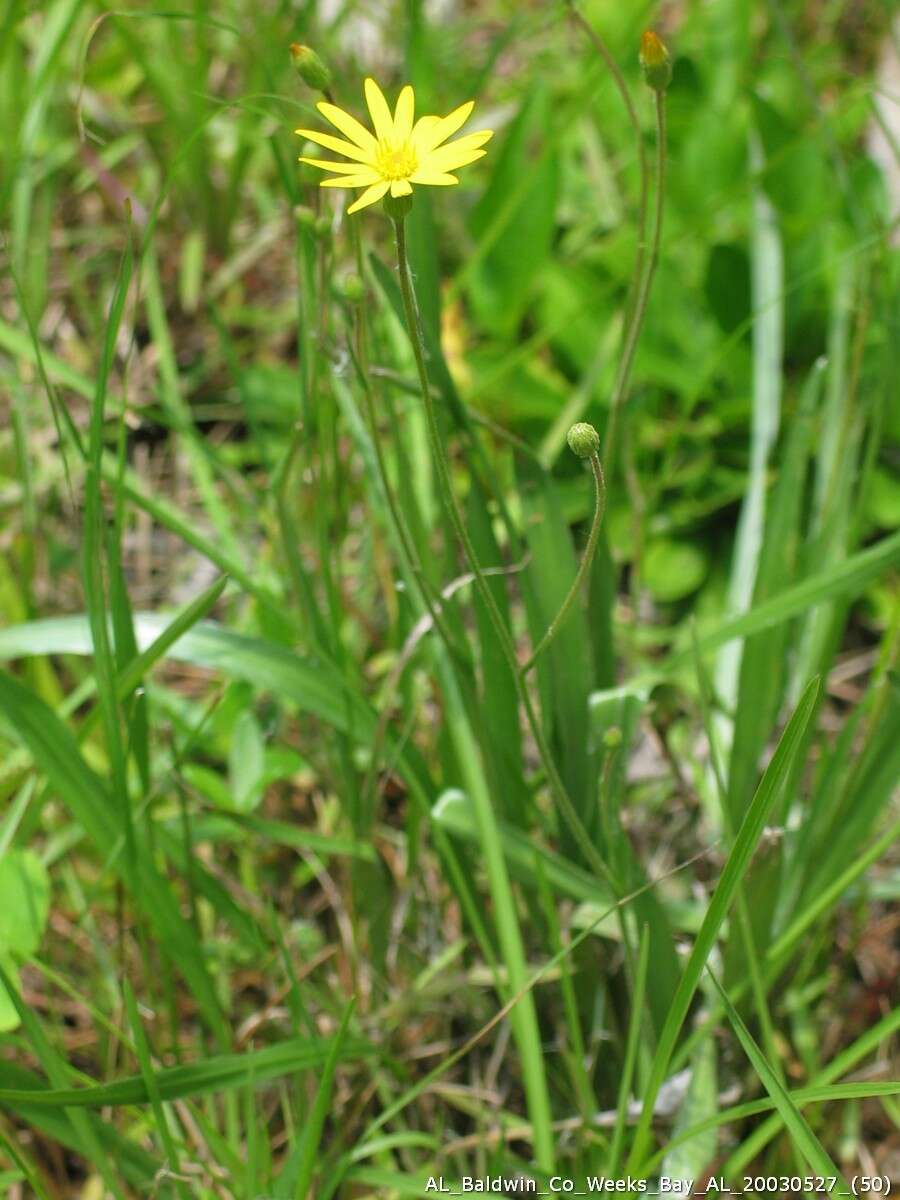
[393,216,611,888]
[522,452,605,675]
[603,88,668,470]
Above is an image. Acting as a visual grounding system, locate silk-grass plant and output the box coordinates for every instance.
[0,3,898,1196]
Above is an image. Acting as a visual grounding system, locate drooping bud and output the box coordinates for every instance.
[290,43,332,93]
[639,30,672,92]
[567,422,600,459]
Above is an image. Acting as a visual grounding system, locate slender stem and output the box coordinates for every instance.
[567,3,650,341]
[392,214,558,1172]
[522,452,605,674]
[603,88,668,471]
[349,240,466,672]
[393,216,612,887]
[340,220,472,824]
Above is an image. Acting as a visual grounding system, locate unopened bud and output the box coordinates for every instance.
[290,43,332,93]
[603,726,623,750]
[337,273,365,303]
[294,204,317,231]
[314,215,331,238]
[567,422,600,459]
[639,30,672,92]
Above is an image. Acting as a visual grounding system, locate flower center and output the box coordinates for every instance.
[376,140,418,180]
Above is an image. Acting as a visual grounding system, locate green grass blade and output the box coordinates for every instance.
[122,980,190,1200]
[626,676,820,1170]
[656,530,900,676]
[708,969,846,1183]
[0,671,231,1045]
[0,1033,371,1110]
[277,997,356,1199]
[0,961,124,1200]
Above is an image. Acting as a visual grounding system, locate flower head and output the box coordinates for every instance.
[295,78,493,215]
[567,422,600,459]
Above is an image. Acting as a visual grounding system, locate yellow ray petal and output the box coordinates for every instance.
[295,127,374,164]
[416,100,475,152]
[390,178,413,197]
[420,131,491,168]
[408,169,459,186]
[347,179,390,214]
[411,115,441,148]
[393,85,415,143]
[364,78,394,142]
[420,144,488,173]
[316,101,377,154]
[444,130,493,152]
[299,157,376,174]
[320,170,382,187]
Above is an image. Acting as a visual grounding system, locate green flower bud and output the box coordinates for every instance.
[314,215,331,239]
[294,204,317,231]
[289,43,332,93]
[639,30,672,92]
[602,726,623,750]
[567,422,600,459]
[337,273,365,303]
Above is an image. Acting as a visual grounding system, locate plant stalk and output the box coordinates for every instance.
[603,88,668,471]
[522,451,606,674]
[392,214,610,888]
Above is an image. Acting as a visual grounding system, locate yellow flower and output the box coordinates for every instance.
[295,78,493,215]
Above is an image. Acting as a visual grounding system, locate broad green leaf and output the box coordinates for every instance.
[517,456,593,835]
[0,849,50,1032]
[0,614,434,803]
[643,538,709,603]
[0,848,49,957]
[432,789,611,906]
[465,487,528,825]
[229,708,266,813]
[0,956,22,1033]
[467,86,560,335]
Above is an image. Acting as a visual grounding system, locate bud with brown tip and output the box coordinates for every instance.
[290,43,332,93]
[639,30,671,92]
